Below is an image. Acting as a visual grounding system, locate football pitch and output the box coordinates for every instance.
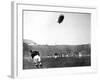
[23,56,91,69]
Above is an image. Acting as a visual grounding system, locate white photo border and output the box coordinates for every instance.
[11,2,97,78]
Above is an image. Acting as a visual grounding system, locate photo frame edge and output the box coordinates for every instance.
[11,1,97,78]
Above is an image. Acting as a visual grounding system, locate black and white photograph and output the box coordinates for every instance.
[23,10,91,69]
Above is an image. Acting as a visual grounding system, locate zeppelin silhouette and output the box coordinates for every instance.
[58,14,64,24]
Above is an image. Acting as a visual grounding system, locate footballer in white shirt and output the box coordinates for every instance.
[30,50,42,68]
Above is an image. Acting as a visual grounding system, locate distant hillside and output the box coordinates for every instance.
[23,39,38,45]
[23,39,91,57]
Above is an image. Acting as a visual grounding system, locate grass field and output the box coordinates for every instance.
[23,56,91,69]
[23,40,91,69]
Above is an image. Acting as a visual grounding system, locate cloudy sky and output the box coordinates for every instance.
[23,10,91,45]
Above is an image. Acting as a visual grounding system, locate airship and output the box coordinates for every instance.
[57,14,64,24]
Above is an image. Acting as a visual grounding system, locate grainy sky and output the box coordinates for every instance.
[23,11,91,45]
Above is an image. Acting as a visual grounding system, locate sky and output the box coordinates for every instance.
[23,10,91,45]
